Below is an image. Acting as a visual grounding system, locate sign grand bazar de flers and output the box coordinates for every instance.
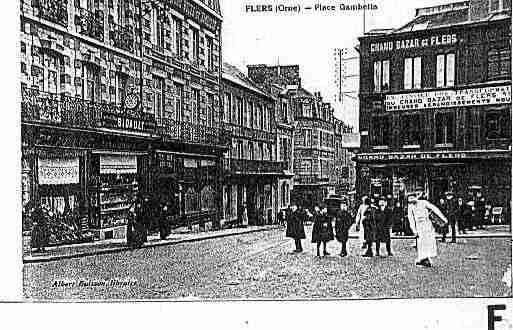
[355,0,511,216]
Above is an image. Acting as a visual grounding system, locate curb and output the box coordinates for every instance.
[23,226,278,264]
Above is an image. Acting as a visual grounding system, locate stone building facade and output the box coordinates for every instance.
[20,0,229,241]
[355,0,511,222]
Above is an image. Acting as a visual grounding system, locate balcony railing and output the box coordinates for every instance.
[226,159,288,175]
[32,0,68,27]
[21,87,152,131]
[21,88,103,129]
[156,117,231,148]
[76,8,104,42]
[228,123,275,142]
[295,175,331,185]
[109,23,134,52]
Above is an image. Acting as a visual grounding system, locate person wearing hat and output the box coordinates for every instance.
[286,204,307,253]
[375,197,393,257]
[444,191,459,243]
[311,204,334,257]
[362,197,377,257]
[335,200,353,257]
[407,188,448,267]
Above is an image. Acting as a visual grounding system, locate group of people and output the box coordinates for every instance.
[285,202,353,258]
[437,190,488,243]
[285,186,452,268]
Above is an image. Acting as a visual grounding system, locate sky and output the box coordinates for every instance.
[219,0,458,129]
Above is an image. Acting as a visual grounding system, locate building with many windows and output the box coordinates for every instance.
[20,0,228,242]
[221,62,291,226]
[247,65,353,209]
[355,0,511,221]
[333,118,357,196]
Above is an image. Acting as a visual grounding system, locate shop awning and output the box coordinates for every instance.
[38,157,80,185]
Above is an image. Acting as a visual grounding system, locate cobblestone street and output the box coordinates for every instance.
[23,226,512,300]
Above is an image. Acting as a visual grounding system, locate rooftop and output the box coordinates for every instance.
[222,62,274,100]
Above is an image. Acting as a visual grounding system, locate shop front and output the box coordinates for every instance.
[155,151,221,230]
[357,150,511,223]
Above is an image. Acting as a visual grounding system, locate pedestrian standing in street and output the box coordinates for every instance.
[311,205,334,257]
[355,196,369,249]
[437,197,449,242]
[444,191,459,243]
[362,198,376,257]
[463,200,474,233]
[30,205,50,253]
[392,201,404,236]
[407,190,448,268]
[241,203,249,227]
[286,204,306,253]
[335,201,353,257]
[375,197,393,257]
[475,191,486,230]
[158,201,171,240]
[457,197,467,234]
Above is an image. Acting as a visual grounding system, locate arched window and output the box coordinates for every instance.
[200,185,216,211]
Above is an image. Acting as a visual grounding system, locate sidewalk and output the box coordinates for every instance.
[23,225,279,264]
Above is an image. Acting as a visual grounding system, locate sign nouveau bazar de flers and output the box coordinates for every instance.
[355,0,512,219]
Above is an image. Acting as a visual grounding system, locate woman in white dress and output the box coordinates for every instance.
[407,191,448,267]
[355,196,369,248]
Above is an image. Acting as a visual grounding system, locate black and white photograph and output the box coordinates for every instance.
[16,0,512,305]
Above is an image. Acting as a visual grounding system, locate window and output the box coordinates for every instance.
[435,112,455,145]
[174,83,183,121]
[115,73,127,106]
[401,114,422,147]
[190,27,199,63]
[223,92,231,123]
[488,48,511,79]
[206,36,214,70]
[257,105,263,129]
[152,8,165,51]
[373,59,390,92]
[173,17,182,57]
[153,77,165,118]
[117,0,126,25]
[191,89,200,124]
[237,140,243,159]
[486,111,511,140]
[248,102,254,128]
[206,93,214,127]
[282,102,289,123]
[249,142,254,160]
[82,64,99,101]
[436,53,456,87]
[404,57,422,89]
[236,97,244,126]
[303,129,312,147]
[372,116,391,147]
[490,0,511,12]
[302,103,312,117]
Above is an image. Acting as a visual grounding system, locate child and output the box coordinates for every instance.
[311,205,334,257]
[335,201,354,257]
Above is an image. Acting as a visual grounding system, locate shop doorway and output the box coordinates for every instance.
[246,185,257,225]
[431,178,449,203]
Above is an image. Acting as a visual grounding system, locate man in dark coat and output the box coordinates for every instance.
[362,198,376,257]
[286,205,306,253]
[158,201,171,240]
[444,191,459,243]
[475,191,486,229]
[311,206,334,257]
[375,198,393,257]
[335,201,353,257]
[31,206,50,252]
[456,197,467,234]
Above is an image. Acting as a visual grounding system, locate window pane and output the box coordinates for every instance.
[436,54,445,87]
[374,61,382,92]
[404,58,412,90]
[382,60,390,91]
[413,57,422,89]
[446,54,455,87]
[499,49,511,76]
[490,0,501,12]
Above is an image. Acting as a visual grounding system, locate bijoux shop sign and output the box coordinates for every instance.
[385,85,512,111]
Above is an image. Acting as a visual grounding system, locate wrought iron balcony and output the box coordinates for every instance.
[156,117,231,148]
[226,159,288,175]
[32,0,68,27]
[109,23,134,52]
[76,8,104,42]
[21,87,154,133]
[295,175,331,185]
[228,123,275,142]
